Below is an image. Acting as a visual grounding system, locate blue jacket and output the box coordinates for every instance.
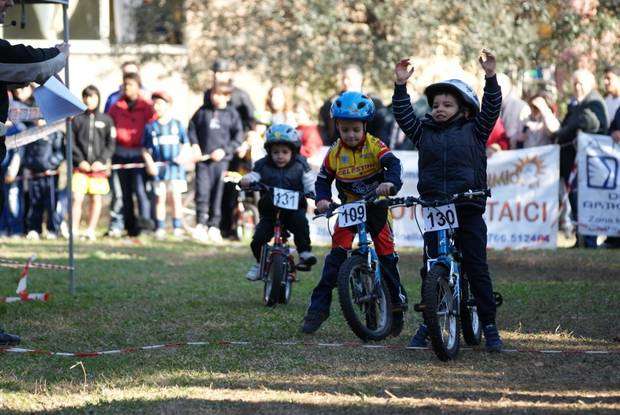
[23,130,64,172]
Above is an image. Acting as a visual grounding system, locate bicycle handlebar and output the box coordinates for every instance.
[402,189,491,208]
[245,182,315,200]
[313,188,402,220]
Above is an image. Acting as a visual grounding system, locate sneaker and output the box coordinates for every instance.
[192,224,210,243]
[26,230,40,241]
[0,328,20,346]
[245,263,261,281]
[173,228,185,238]
[483,324,503,353]
[297,251,317,272]
[155,228,167,240]
[82,228,97,241]
[301,311,329,334]
[208,227,223,244]
[408,323,429,347]
[44,232,58,240]
[107,228,123,238]
[60,221,70,239]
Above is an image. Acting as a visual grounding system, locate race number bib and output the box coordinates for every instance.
[338,202,367,228]
[422,203,459,232]
[273,187,299,210]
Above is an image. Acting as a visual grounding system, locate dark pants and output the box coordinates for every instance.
[567,174,597,248]
[250,208,311,262]
[108,169,124,231]
[195,161,228,227]
[0,180,24,236]
[422,210,496,326]
[26,176,61,234]
[220,181,238,236]
[118,168,151,236]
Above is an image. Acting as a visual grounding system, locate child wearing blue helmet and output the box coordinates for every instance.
[301,91,408,335]
[239,124,317,280]
[392,49,504,352]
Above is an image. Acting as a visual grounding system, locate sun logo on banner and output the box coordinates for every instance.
[487,155,546,189]
[514,156,545,189]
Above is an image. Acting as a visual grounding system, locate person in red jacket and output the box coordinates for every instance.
[486,118,509,158]
[293,99,323,160]
[108,72,156,236]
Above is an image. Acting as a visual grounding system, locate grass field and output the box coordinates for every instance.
[0,237,619,414]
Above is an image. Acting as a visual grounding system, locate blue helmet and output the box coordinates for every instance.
[264,123,301,152]
[424,79,480,116]
[330,91,376,121]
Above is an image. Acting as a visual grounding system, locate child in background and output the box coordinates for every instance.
[71,85,115,241]
[392,49,503,352]
[0,118,25,238]
[143,91,190,239]
[239,124,317,280]
[188,82,244,243]
[23,118,65,240]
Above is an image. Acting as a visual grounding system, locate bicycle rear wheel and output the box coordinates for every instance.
[337,255,392,341]
[422,264,460,360]
[264,252,286,307]
[460,276,482,346]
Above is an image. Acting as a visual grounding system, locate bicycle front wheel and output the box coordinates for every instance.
[264,252,286,307]
[337,255,392,341]
[422,264,460,361]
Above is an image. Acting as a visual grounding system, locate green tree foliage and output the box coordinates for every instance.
[185,0,619,97]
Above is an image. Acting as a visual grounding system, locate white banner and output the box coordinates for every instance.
[577,132,620,236]
[309,145,560,249]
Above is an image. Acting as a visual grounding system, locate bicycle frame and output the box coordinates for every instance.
[426,228,461,314]
[354,221,382,289]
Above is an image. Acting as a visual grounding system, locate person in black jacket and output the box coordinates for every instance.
[188,81,244,243]
[0,0,69,346]
[71,85,115,241]
[392,50,503,352]
[23,118,64,240]
[551,69,608,249]
[238,124,317,281]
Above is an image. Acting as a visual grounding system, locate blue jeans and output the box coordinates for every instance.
[0,180,24,236]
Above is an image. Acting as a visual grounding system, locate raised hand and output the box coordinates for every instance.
[394,58,415,85]
[478,49,496,77]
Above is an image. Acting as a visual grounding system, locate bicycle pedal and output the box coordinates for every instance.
[413,303,426,312]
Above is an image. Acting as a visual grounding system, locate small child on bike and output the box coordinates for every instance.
[392,49,504,352]
[301,91,408,335]
[239,124,317,281]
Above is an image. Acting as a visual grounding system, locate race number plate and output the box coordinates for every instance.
[273,187,299,210]
[422,203,459,232]
[338,202,367,228]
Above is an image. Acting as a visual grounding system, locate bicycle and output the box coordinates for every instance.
[400,189,502,360]
[247,182,313,307]
[313,192,406,341]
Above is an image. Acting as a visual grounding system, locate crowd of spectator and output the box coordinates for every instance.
[1,59,619,248]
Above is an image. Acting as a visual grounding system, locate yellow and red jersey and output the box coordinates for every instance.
[315,133,402,203]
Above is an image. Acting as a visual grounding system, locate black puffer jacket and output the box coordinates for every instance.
[392,75,502,212]
[71,110,116,166]
[250,154,312,212]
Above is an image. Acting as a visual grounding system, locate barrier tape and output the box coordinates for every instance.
[0,340,617,358]
[0,257,73,271]
[5,121,66,150]
[8,107,43,122]
[1,255,52,303]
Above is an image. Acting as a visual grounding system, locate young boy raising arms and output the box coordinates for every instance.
[392,49,503,352]
[302,91,408,335]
